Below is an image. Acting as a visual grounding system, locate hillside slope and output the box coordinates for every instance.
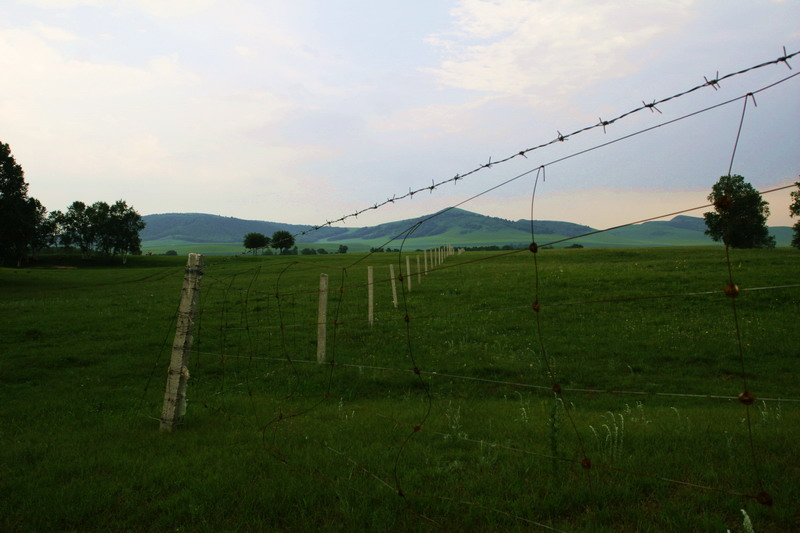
[141,210,793,250]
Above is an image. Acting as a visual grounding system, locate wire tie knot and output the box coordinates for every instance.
[643,100,662,114]
[704,72,721,90]
[779,46,793,70]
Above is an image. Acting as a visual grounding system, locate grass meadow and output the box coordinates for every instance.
[1,247,799,532]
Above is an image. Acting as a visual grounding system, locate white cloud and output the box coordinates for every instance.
[371,97,494,136]
[425,0,695,102]
[17,0,219,17]
[0,23,333,214]
[128,0,220,18]
[16,0,103,7]
[233,45,257,59]
[32,21,78,41]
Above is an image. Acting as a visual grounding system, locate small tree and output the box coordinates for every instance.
[337,244,348,254]
[271,230,295,254]
[703,174,775,248]
[243,232,269,255]
[790,181,800,250]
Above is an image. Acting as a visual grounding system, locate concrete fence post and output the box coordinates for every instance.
[160,253,204,432]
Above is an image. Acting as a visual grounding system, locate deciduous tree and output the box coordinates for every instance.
[271,230,295,254]
[0,142,48,266]
[790,181,800,250]
[60,201,95,258]
[243,232,269,255]
[55,199,144,260]
[703,174,775,248]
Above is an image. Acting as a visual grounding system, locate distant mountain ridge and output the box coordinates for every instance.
[141,209,793,250]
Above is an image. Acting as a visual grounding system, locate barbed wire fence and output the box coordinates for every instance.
[143,50,800,530]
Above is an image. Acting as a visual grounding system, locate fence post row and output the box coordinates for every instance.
[160,253,204,432]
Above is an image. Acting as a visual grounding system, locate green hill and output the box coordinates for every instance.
[140,210,794,254]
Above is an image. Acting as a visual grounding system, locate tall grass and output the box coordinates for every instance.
[1,247,798,532]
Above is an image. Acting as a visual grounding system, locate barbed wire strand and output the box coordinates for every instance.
[293,49,798,239]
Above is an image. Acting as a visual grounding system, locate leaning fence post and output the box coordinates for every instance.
[160,253,204,432]
[367,266,374,327]
[389,263,398,309]
[317,273,329,364]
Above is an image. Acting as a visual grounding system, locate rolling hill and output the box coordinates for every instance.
[140,209,794,254]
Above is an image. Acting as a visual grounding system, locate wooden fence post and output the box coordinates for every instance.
[406,256,412,292]
[424,249,428,275]
[317,273,329,364]
[416,256,421,284]
[389,264,398,308]
[160,253,204,432]
[367,266,374,327]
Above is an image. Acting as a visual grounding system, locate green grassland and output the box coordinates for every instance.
[2,248,799,532]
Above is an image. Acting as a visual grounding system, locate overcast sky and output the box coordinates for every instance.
[2,0,799,232]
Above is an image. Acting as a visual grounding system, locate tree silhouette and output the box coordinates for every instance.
[703,174,774,248]
[0,142,45,266]
[243,232,269,255]
[271,230,295,254]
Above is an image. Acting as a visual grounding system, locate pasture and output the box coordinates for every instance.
[1,247,798,532]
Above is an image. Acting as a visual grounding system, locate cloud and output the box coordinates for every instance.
[16,0,103,7]
[17,0,220,17]
[32,21,78,41]
[233,45,257,59]
[0,22,333,213]
[127,0,219,18]
[425,0,694,102]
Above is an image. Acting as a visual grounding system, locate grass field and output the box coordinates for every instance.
[2,247,798,532]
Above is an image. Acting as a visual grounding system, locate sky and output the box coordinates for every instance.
[2,0,799,233]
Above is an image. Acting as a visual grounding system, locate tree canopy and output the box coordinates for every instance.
[51,200,144,260]
[0,142,44,266]
[703,174,775,249]
[271,230,295,254]
[243,232,269,254]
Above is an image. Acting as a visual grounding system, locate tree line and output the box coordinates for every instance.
[0,142,144,266]
[243,230,349,255]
